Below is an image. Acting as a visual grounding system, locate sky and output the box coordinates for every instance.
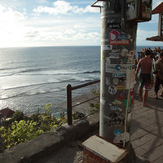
[0,0,162,48]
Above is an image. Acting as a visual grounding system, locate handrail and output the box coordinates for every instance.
[67,80,100,125]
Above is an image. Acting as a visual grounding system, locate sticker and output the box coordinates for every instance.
[106,64,135,73]
[104,112,124,127]
[108,85,117,95]
[128,51,135,63]
[110,49,121,54]
[121,58,128,64]
[121,50,135,64]
[114,132,130,144]
[112,73,126,77]
[110,30,119,42]
[110,106,119,110]
[121,48,129,57]
[116,84,125,90]
[113,99,122,105]
[110,106,122,111]
[126,2,136,20]
[118,91,127,99]
[119,77,126,83]
[106,78,111,86]
[109,30,130,45]
[100,98,105,105]
[106,57,119,64]
[114,129,122,136]
[125,69,135,89]
[102,45,112,51]
[113,78,119,85]
[107,22,121,29]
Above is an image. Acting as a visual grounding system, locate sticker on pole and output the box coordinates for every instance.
[102,45,112,51]
[113,132,130,144]
[109,30,130,45]
[108,85,117,95]
[114,129,122,136]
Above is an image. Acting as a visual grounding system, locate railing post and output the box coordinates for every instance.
[67,84,72,125]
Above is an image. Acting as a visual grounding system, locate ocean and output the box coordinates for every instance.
[0,46,162,114]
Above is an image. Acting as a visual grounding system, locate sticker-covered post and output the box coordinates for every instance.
[100,0,137,144]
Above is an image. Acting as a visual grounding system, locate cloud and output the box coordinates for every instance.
[0,4,27,47]
[0,4,25,22]
[33,0,99,15]
[136,29,158,46]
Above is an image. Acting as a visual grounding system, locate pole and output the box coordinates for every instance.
[100,0,137,145]
[67,84,72,125]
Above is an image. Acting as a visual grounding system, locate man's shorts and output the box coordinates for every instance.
[139,73,152,90]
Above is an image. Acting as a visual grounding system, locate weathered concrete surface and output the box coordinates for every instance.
[0,115,99,163]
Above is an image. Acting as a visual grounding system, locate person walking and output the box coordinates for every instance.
[135,50,153,106]
[154,52,163,98]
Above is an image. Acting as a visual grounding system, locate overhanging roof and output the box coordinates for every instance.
[146,2,163,42]
[146,36,163,42]
[152,2,163,14]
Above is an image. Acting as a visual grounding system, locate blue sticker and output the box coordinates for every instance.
[115,65,121,71]
[110,106,119,110]
[114,129,122,136]
[112,73,126,77]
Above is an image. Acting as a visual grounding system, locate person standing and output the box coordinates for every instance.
[135,50,153,106]
[154,52,163,98]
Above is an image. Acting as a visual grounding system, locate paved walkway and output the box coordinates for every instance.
[130,86,163,163]
[38,85,163,163]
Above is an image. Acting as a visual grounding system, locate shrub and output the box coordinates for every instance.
[0,103,67,151]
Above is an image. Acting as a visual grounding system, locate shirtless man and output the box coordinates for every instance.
[135,50,153,106]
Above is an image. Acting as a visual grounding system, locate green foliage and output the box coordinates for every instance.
[3,111,27,127]
[12,111,25,121]
[0,120,44,149]
[0,103,67,150]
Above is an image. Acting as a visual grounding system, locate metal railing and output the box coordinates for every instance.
[67,80,100,125]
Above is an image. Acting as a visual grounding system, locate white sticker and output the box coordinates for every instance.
[114,132,130,144]
[126,69,135,89]
[102,45,112,50]
[106,78,111,85]
[108,85,117,95]
[100,98,105,105]
[106,64,135,73]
